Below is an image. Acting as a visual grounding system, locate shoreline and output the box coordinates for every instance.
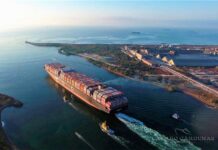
[111,69,218,108]
[87,58,218,109]
[0,94,23,150]
[26,41,218,108]
[182,88,218,109]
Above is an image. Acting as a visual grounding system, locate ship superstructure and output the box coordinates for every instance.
[44,63,128,113]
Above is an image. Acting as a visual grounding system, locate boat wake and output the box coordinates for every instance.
[116,113,200,150]
[1,121,5,128]
[75,132,96,150]
[103,78,123,84]
[174,128,192,136]
[107,133,130,149]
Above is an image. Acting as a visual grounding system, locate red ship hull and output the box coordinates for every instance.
[45,63,128,114]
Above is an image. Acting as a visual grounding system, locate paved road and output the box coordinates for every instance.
[122,48,218,96]
[160,65,218,96]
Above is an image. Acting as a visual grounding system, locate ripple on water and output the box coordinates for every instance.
[116,113,200,150]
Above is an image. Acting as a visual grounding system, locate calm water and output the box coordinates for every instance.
[0,27,218,150]
[174,54,218,67]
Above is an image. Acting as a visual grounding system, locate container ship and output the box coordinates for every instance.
[44,63,128,113]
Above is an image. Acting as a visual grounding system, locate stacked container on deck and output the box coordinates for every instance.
[92,87,127,109]
[45,63,128,111]
[45,63,64,76]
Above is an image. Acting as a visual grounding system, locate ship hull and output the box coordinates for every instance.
[46,69,126,113]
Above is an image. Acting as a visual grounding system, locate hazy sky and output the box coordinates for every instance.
[0,0,218,31]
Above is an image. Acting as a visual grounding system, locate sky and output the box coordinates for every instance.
[0,0,218,32]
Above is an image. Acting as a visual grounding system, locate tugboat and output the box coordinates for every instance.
[99,121,114,135]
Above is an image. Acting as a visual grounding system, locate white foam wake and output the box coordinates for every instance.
[75,132,96,150]
[103,78,123,84]
[116,113,200,150]
[1,121,5,127]
[108,134,130,150]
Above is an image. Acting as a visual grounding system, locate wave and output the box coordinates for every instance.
[103,78,123,84]
[1,121,5,128]
[116,113,200,150]
[107,133,130,150]
[75,132,96,150]
[174,128,192,136]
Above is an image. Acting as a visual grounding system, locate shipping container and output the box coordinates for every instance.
[93,90,100,100]
[45,63,128,113]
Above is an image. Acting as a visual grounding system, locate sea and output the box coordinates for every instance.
[0,27,218,150]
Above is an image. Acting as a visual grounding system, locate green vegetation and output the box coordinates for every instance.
[56,43,156,78]
[27,42,157,77]
[88,52,155,78]
[27,42,218,107]
[58,44,122,56]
